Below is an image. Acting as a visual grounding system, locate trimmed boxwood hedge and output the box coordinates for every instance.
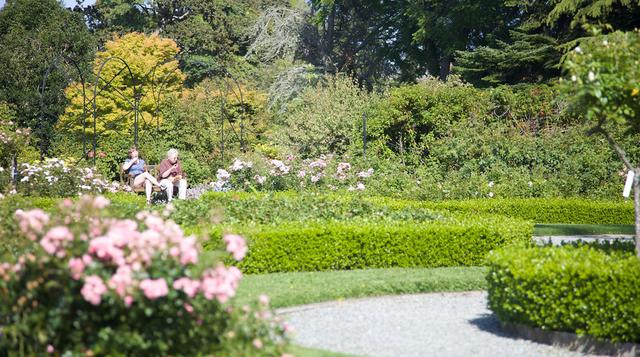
[206,214,533,273]
[417,198,633,224]
[487,246,640,343]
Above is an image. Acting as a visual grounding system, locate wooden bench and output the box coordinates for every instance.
[120,164,164,193]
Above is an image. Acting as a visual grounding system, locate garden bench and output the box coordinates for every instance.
[119,164,163,193]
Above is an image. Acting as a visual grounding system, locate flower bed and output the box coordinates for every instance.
[0,196,290,355]
[17,158,129,197]
[189,156,374,197]
[487,246,640,343]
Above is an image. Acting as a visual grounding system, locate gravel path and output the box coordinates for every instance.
[533,235,634,246]
[279,291,602,357]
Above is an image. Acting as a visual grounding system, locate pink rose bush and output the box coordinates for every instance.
[0,196,290,356]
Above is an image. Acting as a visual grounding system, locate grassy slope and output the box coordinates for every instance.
[236,266,487,309]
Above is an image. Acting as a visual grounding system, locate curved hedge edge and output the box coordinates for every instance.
[501,321,639,357]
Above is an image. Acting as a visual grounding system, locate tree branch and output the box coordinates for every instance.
[590,124,634,170]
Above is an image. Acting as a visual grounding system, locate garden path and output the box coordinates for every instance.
[533,235,634,245]
[279,291,603,357]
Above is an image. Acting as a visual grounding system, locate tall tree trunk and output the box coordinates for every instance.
[323,3,336,70]
[439,55,451,80]
[634,169,640,257]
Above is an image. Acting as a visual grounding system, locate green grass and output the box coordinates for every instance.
[533,224,635,236]
[235,266,487,308]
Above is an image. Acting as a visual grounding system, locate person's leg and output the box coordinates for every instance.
[178,179,187,199]
[133,174,147,188]
[140,172,161,186]
[160,179,174,201]
[145,180,152,203]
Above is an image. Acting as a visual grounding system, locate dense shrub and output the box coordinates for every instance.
[0,196,290,355]
[487,246,640,343]
[358,81,624,200]
[416,198,633,224]
[206,214,533,273]
[272,75,374,157]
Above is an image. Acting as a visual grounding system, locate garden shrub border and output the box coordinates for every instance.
[415,198,634,224]
[207,214,533,274]
[487,246,640,344]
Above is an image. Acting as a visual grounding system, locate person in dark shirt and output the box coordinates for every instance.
[122,147,162,204]
[158,148,187,201]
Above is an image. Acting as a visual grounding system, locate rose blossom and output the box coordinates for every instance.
[223,234,247,261]
[81,275,107,305]
[68,258,85,280]
[173,277,200,298]
[139,278,169,300]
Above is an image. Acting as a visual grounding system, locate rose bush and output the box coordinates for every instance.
[16,158,129,197]
[206,156,374,195]
[0,196,289,356]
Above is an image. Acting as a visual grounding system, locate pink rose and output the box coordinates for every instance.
[81,275,107,305]
[223,234,247,261]
[173,277,200,298]
[139,278,169,300]
[68,258,85,280]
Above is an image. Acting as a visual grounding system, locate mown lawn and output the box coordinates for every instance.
[236,266,487,309]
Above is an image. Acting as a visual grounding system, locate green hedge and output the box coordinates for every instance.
[207,214,533,273]
[487,246,640,343]
[365,197,634,224]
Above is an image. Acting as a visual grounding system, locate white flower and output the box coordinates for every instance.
[528,181,533,187]
[216,169,231,182]
[488,181,494,188]
[254,175,266,185]
[357,168,374,178]
[0,167,4,172]
[571,75,577,82]
[230,159,248,172]
[574,46,582,54]
[588,71,596,82]
[488,192,494,198]
[356,182,365,191]
[602,40,608,46]
[20,176,29,182]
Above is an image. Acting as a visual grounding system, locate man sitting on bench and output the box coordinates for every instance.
[158,148,187,202]
[122,147,162,205]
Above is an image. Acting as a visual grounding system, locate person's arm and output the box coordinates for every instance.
[176,162,186,179]
[122,158,136,171]
[160,161,174,178]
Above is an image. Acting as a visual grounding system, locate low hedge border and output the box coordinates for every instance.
[487,246,640,343]
[206,214,533,274]
[416,198,633,224]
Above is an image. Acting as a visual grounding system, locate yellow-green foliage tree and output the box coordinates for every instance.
[58,32,185,145]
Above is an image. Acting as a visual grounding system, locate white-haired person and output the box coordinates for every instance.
[158,148,187,201]
[122,147,162,205]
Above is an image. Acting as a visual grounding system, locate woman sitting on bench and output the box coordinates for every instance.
[122,147,162,204]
